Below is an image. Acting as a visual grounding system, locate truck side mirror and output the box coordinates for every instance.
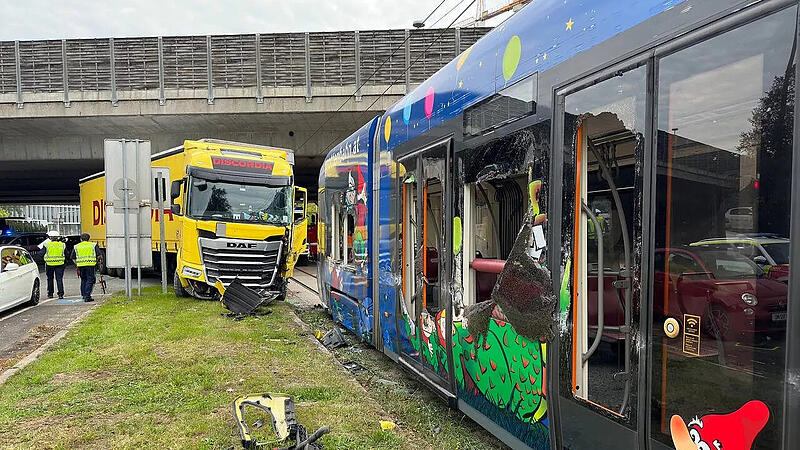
[753,255,768,266]
[171,204,182,215]
[170,180,184,201]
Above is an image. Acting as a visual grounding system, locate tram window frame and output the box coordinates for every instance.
[648,7,798,448]
[464,72,538,137]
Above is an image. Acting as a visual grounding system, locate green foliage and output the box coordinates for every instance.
[452,320,547,424]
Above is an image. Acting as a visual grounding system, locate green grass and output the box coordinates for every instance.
[297,308,505,450]
[0,287,463,449]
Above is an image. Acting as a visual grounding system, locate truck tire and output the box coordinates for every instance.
[275,279,288,301]
[173,270,190,298]
[96,249,108,275]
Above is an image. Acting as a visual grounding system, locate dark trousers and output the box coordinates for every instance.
[45,265,65,297]
[79,266,96,299]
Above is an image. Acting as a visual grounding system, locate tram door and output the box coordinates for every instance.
[396,141,453,391]
[560,64,647,447]
[649,8,795,450]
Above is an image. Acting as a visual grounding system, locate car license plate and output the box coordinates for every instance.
[772,312,787,321]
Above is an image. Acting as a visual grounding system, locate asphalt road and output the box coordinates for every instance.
[0,266,160,372]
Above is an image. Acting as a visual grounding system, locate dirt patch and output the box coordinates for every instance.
[0,323,61,372]
[51,370,112,384]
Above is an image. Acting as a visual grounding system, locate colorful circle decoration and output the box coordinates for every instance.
[424,86,435,120]
[457,45,473,71]
[384,116,392,143]
[403,96,412,124]
[502,35,522,82]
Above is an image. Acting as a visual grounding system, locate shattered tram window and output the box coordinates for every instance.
[464,73,537,137]
[564,64,646,420]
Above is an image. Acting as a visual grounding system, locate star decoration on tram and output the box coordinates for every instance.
[566,18,574,30]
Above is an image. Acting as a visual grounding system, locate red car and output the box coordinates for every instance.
[652,247,787,340]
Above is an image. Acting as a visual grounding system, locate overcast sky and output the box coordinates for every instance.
[0,0,510,41]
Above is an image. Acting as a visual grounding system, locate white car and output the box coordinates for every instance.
[0,245,40,313]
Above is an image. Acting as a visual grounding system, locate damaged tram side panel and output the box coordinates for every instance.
[318,1,799,449]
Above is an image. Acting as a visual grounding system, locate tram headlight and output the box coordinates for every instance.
[741,293,758,307]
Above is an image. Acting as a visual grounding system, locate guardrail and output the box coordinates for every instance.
[0,28,490,108]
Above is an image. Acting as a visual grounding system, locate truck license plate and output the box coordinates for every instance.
[772,312,787,321]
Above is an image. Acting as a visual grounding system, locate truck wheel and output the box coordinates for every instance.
[173,270,189,298]
[96,249,108,275]
[275,279,288,301]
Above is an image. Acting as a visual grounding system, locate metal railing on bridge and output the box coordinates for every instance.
[0,28,489,108]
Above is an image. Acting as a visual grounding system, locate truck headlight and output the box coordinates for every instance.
[182,266,202,278]
[741,293,758,306]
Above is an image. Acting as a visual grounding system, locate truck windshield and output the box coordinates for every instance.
[188,178,291,225]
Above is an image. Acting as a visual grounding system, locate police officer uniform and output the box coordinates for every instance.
[71,234,97,302]
[39,232,66,299]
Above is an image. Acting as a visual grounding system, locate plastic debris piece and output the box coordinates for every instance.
[222,280,264,315]
[380,420,397,431]
[318,328,347,349]
[342,361,367,375]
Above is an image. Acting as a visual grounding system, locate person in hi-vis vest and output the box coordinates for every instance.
[71,233,97,303]
[38,230,67,299]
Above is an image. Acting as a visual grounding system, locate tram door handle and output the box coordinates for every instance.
[582,202,604,363]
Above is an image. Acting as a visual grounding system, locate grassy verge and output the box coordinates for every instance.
[0,288,417,449]
[296,307,504,450]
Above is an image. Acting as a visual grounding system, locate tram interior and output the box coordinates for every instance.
[472,174,531,301]
[581,113,638,412]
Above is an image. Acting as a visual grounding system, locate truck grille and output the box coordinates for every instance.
[198,237,282,290]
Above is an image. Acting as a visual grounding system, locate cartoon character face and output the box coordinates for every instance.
[670,400,770,450]
[420,310,436,354]
[686,416,723,450]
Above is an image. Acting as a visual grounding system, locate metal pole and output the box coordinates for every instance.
[135,140,142,296]
[110,37,118,106]
[62,39,70,107]
[206,35,214,105]
[159,173,167,294]
[14,40,23,109]
[304,32,312,103]
[122,141,132,299]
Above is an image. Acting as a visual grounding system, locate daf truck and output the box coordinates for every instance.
[79,139,307,300]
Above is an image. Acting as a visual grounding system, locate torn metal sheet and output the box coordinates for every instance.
[222,279,276,315]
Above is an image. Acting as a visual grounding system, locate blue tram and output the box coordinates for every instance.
[317,0,800,448]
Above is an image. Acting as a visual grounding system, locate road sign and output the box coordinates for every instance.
[104,139,153,298]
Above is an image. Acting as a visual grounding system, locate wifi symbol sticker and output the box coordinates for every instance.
[683,314,701,356]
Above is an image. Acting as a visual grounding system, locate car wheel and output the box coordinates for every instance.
[705,304,732,341]
[173,270,190,298]
[29,279,40,306]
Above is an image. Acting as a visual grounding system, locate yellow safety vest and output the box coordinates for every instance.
[74,241,97,267]
[43,240,66,266]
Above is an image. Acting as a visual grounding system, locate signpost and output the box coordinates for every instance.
[104,139,153,299]
[152,167,170,294]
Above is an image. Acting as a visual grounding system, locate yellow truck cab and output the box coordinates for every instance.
[169,139,307,300]
[79,138,307,301]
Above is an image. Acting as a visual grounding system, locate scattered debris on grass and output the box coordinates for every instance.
[342,361,367,375]
[222,279,276,316]
[316,328,347,349]
[233,393,330,450]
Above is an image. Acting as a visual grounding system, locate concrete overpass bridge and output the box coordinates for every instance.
[0,27,489,203]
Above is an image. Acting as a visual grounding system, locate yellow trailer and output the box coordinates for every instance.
[79,139,307,300]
